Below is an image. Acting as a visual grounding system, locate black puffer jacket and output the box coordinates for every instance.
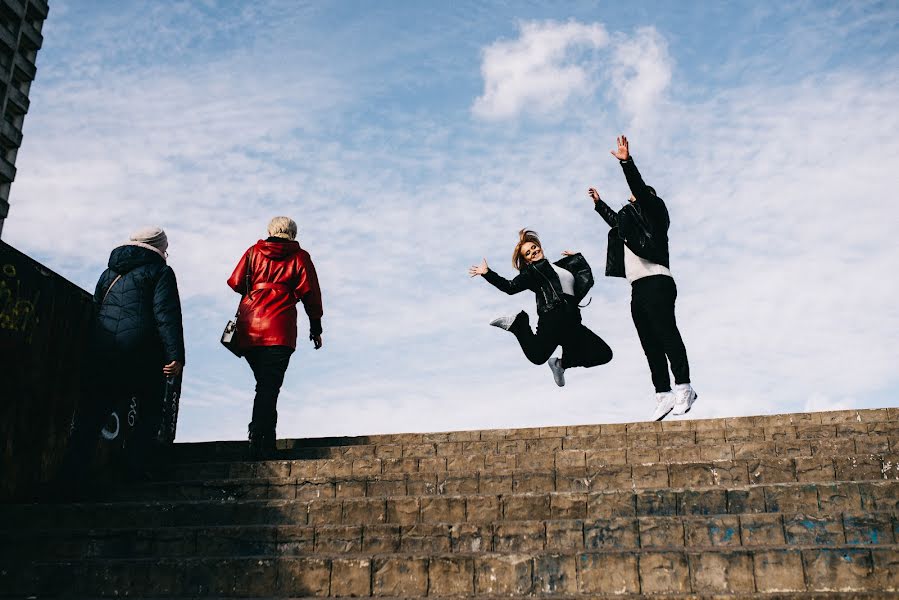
[91,245,185,366]
[594,156,670,277]
[482,253,593,316]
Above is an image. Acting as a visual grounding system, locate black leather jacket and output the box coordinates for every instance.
[594,156,670,277]
[482,253,594,315]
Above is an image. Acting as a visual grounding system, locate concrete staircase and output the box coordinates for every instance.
[2,407,898,598]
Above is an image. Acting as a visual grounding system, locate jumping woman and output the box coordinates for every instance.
[469,229,613,386]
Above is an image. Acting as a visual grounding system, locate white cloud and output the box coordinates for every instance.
[609,27,672,130]
[472,20,609,120]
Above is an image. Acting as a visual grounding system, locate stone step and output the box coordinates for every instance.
[5,481,898,531]
[169,408,899,464]
[110,453,899,503]
[159,434,899,483]
[3,547,898,597]
[3,510,896,561]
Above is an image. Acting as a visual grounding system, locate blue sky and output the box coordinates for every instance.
[5,1,898,441]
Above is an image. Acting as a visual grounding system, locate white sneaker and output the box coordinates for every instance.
[490,311,525,331]
[650,391,676,421]
[671,383,697,416]
[548,357,565,387]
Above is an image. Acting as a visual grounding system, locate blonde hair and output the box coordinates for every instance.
[267,216,297,240]
[512,228,541,271]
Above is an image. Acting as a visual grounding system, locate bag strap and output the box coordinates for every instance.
[101,274,123,304]
[234,251,252,318]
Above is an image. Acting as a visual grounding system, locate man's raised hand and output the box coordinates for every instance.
[588,187,601,204]
[611,135,629,161]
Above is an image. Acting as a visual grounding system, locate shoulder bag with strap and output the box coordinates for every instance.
[221,252,251,357]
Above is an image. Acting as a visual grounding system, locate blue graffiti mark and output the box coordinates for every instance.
[723,527,735,541]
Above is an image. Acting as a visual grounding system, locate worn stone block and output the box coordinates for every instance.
[577,552,639,594]
[279,557,331,597]
[593,433,627,449]
[555,468,591,493]
[366,475,406,497]
[342,498,386,525]
[351,458,380,476]
[856,436,892,454]
[802,548,875,592]
[796,424,836,439]
[525,437,562,453]
[437,473,479,495]
[556,449,587,469]
[670,461,746,487]
[451,523,491,552]
[632,463,669,488]
[428,556,474,596]
[725,427,764,442]
[403,443,437,458]
[843,513,894,544]
[732,441,775,460]
[296,479,336,499]
[462,440,495,454]
[740,513,784,545]
[534,554,578,594]
[871,548,899,592]
[784,514,845,545]
[639,516,685,547]
[380,457,417,474]
[446,454,484,472]
[660,445,702,462]
[727,486,766,514]
[794,456,835,482]
[809,437,855,457]
[627,447,660,464]
[747,458,796,484]
[753,549,805,592]
[400,523,452,552]
[628,432,659,448]
[590,464,632,490]
[374,444,404,459]
[484,453,516,471]
[678,488,727,515]
[566,423,604,437]
[636,489,677,516]
[639,551,691,594]
[420,496,465,523]
[550,492,587,519]
[684,515,741,547]
[584,517,639,549]
[331,558,371,597]
[362,524,401,553]
[334,479,366,498]
[776,439,811,457]
[588,490,636,518]
[372,556,428,596]
[817,482,862,511]
[512,470,555,493]
[689,551,754,592]
[386,497,419,525]
[546,519,583,550]
[417,457,447,473]
[466,495,501,522]
[479,472,513,494]
[764,484,819,513]
[834,455,884,481]
[494,521,545,552]
[307,499,342,525]
[497,439,526,454]
[435,441,463,457]
[315,525,362,553]
[475,554,533,595]
[504,493,551,521]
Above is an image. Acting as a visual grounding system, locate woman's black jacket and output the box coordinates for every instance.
[91,245,185,366]
[594,156,670,277]
[482,253,593,315]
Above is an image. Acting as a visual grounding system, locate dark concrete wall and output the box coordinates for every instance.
[0,240,94,501]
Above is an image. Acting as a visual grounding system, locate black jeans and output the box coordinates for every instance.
[630,275,690,393]
[244,345,294,435]
[60,359,164,483]
[510,304,613,369]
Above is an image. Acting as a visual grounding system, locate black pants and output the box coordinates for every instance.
[631,275,690,393]
[510,305,613,369]
[244,345,294,435]
[60,359,164,483]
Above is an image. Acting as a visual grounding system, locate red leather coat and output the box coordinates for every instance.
[227,239,323,349]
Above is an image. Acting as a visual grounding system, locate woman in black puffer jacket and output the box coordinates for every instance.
[60,226,184,483]
[469,229,612,387]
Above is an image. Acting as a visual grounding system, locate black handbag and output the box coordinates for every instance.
[221,253,251,357]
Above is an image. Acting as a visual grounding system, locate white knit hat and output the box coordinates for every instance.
[126,226,168,259]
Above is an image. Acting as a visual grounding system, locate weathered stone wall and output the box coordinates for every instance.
[0,240,93,501]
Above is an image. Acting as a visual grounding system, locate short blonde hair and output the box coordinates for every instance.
[512,228,541,271]
[267,216,297,240]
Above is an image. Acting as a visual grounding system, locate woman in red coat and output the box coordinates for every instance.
[227,216,323,457]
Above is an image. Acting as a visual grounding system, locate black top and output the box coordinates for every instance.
[482,253,594,315]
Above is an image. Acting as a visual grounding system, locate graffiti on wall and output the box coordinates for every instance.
[0,263,40,342]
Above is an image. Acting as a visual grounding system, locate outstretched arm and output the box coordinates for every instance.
[470,258,530,295]
[589,187,618,228]
[612,135,656,205]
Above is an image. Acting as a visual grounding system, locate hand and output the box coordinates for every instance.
[468,258,488,277]
[163,361,183,377]
[610,135,629,161]
[588,187,601,203]
[310,334,323,349]
[561,250,578,256]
